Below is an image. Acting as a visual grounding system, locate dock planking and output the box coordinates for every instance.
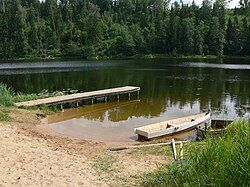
[15,86,140,107]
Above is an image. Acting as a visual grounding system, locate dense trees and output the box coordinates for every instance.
[0,0,249,59]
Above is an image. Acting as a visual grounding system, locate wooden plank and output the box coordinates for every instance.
[109,140,188,151]
[15,86,140,107]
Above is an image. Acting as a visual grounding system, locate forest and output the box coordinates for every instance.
[0,0,249,59]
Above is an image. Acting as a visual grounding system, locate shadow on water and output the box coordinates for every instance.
[0,59,249,141]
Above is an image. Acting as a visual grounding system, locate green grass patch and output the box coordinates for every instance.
[0,110,10,121]
[92,155,117,174]
[0,83,14,107]
[39,105,60,115]
[13,93,38,103]
[138,145,173,157]
[141,119,250,186]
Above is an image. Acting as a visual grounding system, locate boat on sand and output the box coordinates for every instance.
[134,113,211,140]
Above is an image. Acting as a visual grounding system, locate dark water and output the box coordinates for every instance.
[0,59,249,141]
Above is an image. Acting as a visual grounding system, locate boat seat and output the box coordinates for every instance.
[166,124,174,128]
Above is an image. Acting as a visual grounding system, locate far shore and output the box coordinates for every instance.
[0,54,250,64]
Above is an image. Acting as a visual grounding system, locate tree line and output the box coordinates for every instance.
[0,0,249,59]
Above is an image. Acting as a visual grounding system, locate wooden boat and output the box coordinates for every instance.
[134,113,211,140]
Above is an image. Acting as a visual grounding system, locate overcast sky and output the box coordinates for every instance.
[178,0,240,8]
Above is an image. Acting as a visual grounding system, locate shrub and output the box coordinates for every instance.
[13,93,38,103]
[0,83,13,107]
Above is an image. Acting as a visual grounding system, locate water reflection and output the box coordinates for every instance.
[181,62,250,70]
[0,59,249,141]
[48,95,243,141]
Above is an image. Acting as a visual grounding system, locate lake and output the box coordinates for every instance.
[0,59,249,141]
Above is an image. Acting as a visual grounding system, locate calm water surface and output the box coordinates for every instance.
[0,59,249,141]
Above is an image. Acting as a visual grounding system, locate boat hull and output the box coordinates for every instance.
[134,113,211,140]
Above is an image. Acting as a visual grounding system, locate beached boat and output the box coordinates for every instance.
[134,113,211,140]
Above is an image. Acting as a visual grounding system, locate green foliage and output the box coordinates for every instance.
[0,83,13,107]
[39,105,60,115]
[209,16,225,56]
[180,18,195,55]
[0,0,249,59]
[13,93,38,103]
[194,22,205,55]
[141,120,250,186]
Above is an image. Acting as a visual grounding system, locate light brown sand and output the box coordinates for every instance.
[0,123,106,187]
[0,108,169,187]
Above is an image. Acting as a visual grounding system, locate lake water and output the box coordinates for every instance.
[0,59,249,141]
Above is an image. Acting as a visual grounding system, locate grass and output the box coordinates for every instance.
[0,109,10,122]
[13,93,38,103]
[138,144,173,157]
[39,105,60,115]
[0,83,61,117]
[141,119,250,187]
[0,83,14,107]
[92,155,117,175]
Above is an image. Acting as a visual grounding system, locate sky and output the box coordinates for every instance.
[179,0,240,8]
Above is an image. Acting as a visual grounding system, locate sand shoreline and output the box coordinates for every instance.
[0,108,168,186]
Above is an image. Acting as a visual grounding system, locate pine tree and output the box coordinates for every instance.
[180,18,194,55]
[0,0,7,58]
[26,5,39,54]
[242,17,250,54]
[225,17,240,55]
[9,0,27,57]
[208,17,225,56]
[200,0,212,24]
[169,9,179,55]
[194,22,205,55]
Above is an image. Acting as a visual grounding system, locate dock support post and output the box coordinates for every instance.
[105,96,107,103]
[171,139,177,160]
[128,93,131,100]
[205,123,207,133]
[180,142,183,160]
[117,95,120,102]
[92,98,94,105]
[76,101,79,108]
[137,91,140,100]
[60,104,64,111]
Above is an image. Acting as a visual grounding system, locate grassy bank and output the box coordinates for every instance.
[0,84,14,107]
[0,83,61,121]
[141,120,250,186]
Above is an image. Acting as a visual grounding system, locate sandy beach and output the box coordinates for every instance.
[0,123,107,187]
[0,109,168,187]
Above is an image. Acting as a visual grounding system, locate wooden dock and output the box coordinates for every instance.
[15,86,140,107]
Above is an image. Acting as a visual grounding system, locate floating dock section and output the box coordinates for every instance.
[15,86,140,107]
